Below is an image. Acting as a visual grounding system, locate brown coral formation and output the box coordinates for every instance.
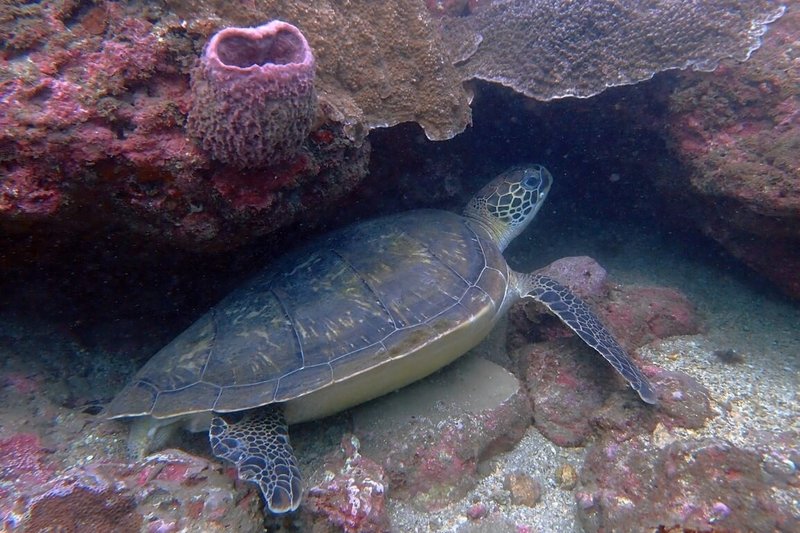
[167,0,472,141]
[441,0,785,100]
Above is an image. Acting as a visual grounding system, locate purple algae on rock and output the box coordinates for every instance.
[187,21,317,168]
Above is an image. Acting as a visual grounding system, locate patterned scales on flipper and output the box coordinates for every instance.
[527,274,657,404]
[209,407,302,513]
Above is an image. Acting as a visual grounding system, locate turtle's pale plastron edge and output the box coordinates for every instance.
[106,165,656,514]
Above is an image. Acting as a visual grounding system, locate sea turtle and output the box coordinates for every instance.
[106,164,656,514]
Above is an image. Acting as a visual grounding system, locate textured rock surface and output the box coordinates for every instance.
[0,1,369,251]
[441,0,785,100]
[10,450,263,533]
[599,285,705,348]
[305,435,390,533]
[578,434,800,532]
[511,267,703,350]
[0,317,263,532]
[352,353,532,510]
[534,256,609,300]
[662,7,800,299]
[518,339,713,447]
[512,275,707,447]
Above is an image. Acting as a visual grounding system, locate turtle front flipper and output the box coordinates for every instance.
[209,406,302,513]
[522,273,657,404]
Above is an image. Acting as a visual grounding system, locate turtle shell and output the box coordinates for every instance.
[105,209,511,422]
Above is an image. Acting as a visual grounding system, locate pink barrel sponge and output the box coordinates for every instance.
[187,21,316,168]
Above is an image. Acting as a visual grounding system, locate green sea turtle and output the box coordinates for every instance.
[106,165,656,513]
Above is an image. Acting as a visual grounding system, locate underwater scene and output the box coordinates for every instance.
[0,1,798,532]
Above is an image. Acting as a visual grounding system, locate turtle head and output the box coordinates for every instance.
[464,164,552,251]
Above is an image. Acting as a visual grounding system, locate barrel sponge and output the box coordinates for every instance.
[188,21,316,168]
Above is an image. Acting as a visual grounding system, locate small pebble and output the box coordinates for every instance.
[503,472,542,507]
[466,503,488,520]
[711,501,731,521]
[712,348,745,364]
[555,463,578,490]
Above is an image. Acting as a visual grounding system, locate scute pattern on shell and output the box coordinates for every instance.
[105,210,509,419]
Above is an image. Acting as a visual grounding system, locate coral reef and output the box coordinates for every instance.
[0,0,791,254]
[0,1,369,251]
[441,0,785,100]
[662,8,800,299]
[165,0,472,141]
[188,21,316,168]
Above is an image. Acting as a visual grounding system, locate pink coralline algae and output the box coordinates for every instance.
[0,3,190,221]
[512,275,706,447]
[662,8,800,299]
[578,435,800,532]
[0,433,56,528]
[188,21,317,168]
[3,444,263,532]
[0,3,368,250]
[0,433,53,487]
[306,435,389,533]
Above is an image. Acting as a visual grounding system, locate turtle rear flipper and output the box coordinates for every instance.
[210,407,302,513]
[523,273,657,404]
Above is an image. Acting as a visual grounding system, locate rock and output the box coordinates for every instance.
[511,267,702,353]
[24,486,140,533]
[534,256,609,300]
[465,502,489,520]
[599,285,704,348]
[554,463,578,490]
[351,353,532,510]
[0,1,370,252]
[520,338,614,446]
[662,9,800,299]
[2,447,264,533]
[518,337,713,447]
[305,435,389,533]
[503,472,542,507]
[578,434,800,532]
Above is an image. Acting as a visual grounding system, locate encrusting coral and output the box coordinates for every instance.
[187,21,317,168]
[440,0,786,100]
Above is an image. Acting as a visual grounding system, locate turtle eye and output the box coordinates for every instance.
[521,166,543,190]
